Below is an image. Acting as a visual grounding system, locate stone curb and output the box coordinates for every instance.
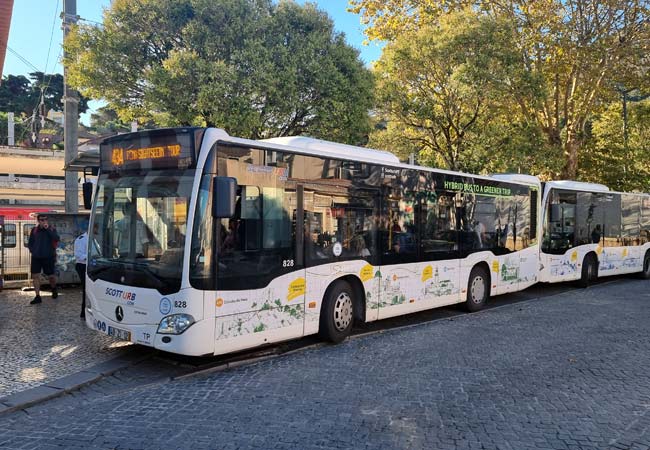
[0,348,155,416]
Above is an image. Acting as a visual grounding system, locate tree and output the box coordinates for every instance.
[370,9,545,173]
[0,111,30,146]
[0,75,32,114]
[89,106,130,134]
[64,0,374,143]
[350,0,650,179]
[0,72,89,117]
[580,99,650,192]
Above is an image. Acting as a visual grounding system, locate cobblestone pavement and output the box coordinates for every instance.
[1,279,650,450]
[0,287,130,397]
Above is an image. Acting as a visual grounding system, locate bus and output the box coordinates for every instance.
[84,127,542,356]
[539,181,650,285]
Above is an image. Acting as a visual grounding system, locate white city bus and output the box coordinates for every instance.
[539,181,650,285]
[85,127,541,356]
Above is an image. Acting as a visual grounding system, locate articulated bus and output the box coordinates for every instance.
[85,127,542,356]
[539,181,650,285]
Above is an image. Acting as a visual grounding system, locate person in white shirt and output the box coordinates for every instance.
[74,231,88,319]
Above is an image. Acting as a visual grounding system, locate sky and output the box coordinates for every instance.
[3,0,383,124]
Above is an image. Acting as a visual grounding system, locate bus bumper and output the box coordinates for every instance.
[86,308,213,356]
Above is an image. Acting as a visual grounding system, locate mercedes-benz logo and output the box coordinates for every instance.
[115,305,124,322]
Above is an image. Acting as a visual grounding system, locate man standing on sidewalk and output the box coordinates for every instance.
[74,230,88,318]
[27,214,60,305]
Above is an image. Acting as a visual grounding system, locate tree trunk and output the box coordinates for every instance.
[562,133,580,179]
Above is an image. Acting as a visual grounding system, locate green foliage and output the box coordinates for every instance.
[354,0,650,181]
[0,111,30,146]
[65,0,374,143]
[88,106,131,134]
[580,100,650,192]
[0,75,32,115]
[0,72,89,117]
[370,9,544,173]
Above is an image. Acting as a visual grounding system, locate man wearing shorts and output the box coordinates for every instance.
[27,214,60,305]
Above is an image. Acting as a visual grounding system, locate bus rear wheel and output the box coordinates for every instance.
[639,252,650,280]
[465,266,489,312]
[579,254,598,288]
[319,280,354,343]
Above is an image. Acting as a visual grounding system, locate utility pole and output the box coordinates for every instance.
[63,0,79,213]
[7,112,14,146]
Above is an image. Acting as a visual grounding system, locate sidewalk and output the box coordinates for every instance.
[0,286,133,399]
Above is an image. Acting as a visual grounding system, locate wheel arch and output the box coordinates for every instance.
[583,250,599,269]
[321,275,366,324]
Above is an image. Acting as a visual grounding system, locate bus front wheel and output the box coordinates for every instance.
[579,254,598,288]
[465,266,489,312]
[319,280,354,343]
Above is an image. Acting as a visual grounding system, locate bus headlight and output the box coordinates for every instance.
[157,314,195,334]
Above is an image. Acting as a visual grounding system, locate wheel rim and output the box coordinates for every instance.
[333,292,353,331]
[470,276,485,304]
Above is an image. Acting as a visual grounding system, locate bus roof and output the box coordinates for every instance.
[217,131,540,188]
[261,136,401,165]
[546,180,610,192]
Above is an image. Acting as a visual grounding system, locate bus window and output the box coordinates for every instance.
[621,194,641,246]
[575,192,600,246]
[190,173,215,290]
[514,194,531,250]
[599,193,622,247]
[642,197,650,245]
[542,190,576,254]
[420,190,458,260]
[380,169,418,265]
[212,145,297,290]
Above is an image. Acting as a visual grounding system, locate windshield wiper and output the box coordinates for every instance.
[131,262,166,289]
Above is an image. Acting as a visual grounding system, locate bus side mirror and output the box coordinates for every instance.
[212,177,236,218]
[82,182,94,210]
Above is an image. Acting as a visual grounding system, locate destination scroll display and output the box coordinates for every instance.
[100,128,198,171]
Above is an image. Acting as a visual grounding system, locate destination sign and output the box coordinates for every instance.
[100,129,200,172]
[110,144,182,166]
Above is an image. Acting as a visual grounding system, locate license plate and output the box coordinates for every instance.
[107,326,131,341]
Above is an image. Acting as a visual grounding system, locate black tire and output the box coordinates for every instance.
[578,254,598,288]
[319,280,354,343]
[639,252,650,280]
[465,266,489,312]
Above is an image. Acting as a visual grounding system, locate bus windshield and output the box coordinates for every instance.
[88,169,195,294]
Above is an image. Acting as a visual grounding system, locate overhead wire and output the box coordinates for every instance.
[5,46,41,73]
[37,0,62,132]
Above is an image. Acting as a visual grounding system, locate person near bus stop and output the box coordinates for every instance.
[27,214,60,305]
[74,230,88,318]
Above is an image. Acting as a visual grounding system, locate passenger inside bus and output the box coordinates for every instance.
[114,201,150,258]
